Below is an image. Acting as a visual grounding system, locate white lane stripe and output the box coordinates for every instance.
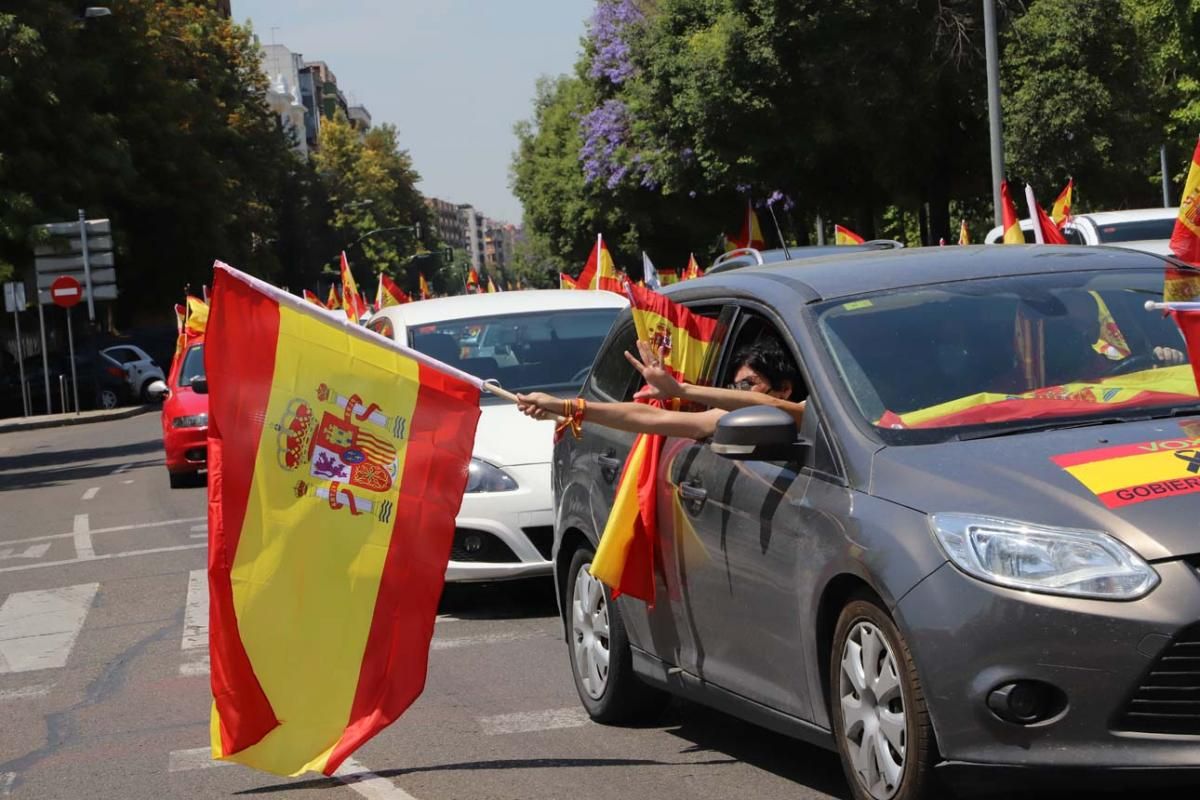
[478,707,591,735]
[190,524,207,532]
[430,631,545,650]
[0,544,206,575]
[121,479,134,484]
[72,514,94,560]
[434,614,462,624]
[0,684,52,702]
[112,463,132,475]
[0,772,13,796]
[167,747,232,773]
[179,653,210,677]
[2,516,206,547]
[0,543,51,562]
[81,487,99,501]
[335,757,421,800]
[0,583,98,674]
[182,570,208,651]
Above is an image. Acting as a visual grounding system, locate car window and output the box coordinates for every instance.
[177,345,205,388]
[368,317,395,340]
[588,319,639,402]
[106,347,139,364]
[715,312,808,402]
[1095,219,1175,243]
[1062,227,1086,245]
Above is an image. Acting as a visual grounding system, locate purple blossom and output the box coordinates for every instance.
[587,0,644,85]
[580,99,631,186]
[765,190,796,212]
[736,183,751,194]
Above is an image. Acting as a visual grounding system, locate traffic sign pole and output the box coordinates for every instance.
[66,306,79,414]
[78,209,95,323]
[13,303,27,417]
[36,292,50,413]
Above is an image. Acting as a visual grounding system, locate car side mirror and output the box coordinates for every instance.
[710,405,810,461]
[146,379,170,400]
[190,377,208,395]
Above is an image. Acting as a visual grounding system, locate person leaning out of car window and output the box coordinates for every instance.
[516,336,806,439]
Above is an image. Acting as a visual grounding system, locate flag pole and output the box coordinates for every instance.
[1024,184,1044,244]
[1145,301,1200,312]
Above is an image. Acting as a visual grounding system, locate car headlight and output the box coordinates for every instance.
[465,458,517,493]
[171,414,208,428]
[930,513,1159,600]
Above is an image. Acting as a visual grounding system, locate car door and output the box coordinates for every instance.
[663,310,818,719]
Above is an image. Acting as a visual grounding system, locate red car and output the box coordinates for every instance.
[161,339,208,488]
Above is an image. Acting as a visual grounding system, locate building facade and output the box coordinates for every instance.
[261,44,308,157]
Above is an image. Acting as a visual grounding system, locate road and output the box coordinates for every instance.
[0,414,852,800]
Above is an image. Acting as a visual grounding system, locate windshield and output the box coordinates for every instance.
[816,266,1200,443]
[1095,218,1175,243]
[408,308,619,393]
[177,344,205,388]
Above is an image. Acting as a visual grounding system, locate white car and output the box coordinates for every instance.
[367,290,628,582]
[100,344,165,401]
[986,207,1178,254]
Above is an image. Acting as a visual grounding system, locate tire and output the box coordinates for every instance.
[563,544,668,724]
[830,596,941,800]
[97,388,119,410]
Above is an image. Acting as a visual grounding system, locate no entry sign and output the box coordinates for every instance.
[50,275,83,308]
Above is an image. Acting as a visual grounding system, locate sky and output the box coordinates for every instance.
[233,0,595,225]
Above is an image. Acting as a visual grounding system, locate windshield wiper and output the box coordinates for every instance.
[956,416,1133,441]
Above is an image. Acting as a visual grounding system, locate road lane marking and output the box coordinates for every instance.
[167,747,232,772]
[335,758,421,800]
[2,517,206,547]
[430,630,547,650]
[81,487,99,501]
[180,569,210,676]
[434,614,462,624]
[112,463,132,475]
[0,544,206,575]
[179,653,210,677]
[121,479,134,484]
[0,771,13,796]
[0,583,98,674]
[477,707,591,735]
[0,543,52,561]
[72,514,94,560]
[0,684,52,702]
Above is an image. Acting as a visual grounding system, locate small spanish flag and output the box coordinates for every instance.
[466,268,481,293]
[1000,180,1024,243]
[681,253,704,281]
[576,234,620,292]
[487,276,498,293]
[340,252,366,323]
[1170,138,1200,266]
[1051,178,1074,227]
[418,273,431,300]
[834,224,865,245]
[958,219,970,245]
[185,295,209,339]
[590,280,720,603]
[376,273,409,309]
[205,262,481,776]
[725,201,767,251]
[559,272,577,290]
[302,290,323,307]
[325,285,340,311]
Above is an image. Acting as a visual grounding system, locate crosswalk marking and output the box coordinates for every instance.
[2,516,206,548]
[477,707,591,735]
[0,543,206,575]
[335,757,422,800]
[180,570,210,676]
[81,487,99,501]
[0,583,98,674]
[0,684,52,702]
[0,543,51,562]
[72,514,94,560]
[167,747,232,773]
[430,630,547,650]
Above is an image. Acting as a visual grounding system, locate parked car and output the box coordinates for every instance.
[17,353,130,413]
[553,245,1200,799]
[100,344,165,401]
[367,290,627,582]
[155,340,208,488]
[986,207,1179,254]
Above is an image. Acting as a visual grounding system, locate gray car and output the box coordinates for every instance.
[552,245,1200,799]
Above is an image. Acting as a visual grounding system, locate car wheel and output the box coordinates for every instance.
[831,597,939,800]
[98,388,120,410]
[564,545,668,724]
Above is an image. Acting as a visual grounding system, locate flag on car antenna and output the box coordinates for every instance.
[724,201,767,251]
[834,224,865,245]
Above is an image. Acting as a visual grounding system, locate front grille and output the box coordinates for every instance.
[1116,623,1200,735]
[522,526,554,561]
[449,528,518,563]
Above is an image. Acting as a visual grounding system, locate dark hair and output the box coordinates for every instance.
[734,336,802,400]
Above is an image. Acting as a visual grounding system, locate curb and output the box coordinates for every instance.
[0,404,158,435]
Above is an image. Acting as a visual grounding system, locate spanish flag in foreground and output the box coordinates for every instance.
[589,280,719,603]
[205,263,482,776]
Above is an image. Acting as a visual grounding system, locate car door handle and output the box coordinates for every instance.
[598,452,623,483]
[678,480,707,513]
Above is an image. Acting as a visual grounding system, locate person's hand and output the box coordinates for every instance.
[624,340,683,399]
[1154,346,1187,366]
[516,392,556,420]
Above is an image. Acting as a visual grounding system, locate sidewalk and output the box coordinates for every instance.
[0,404,157,434]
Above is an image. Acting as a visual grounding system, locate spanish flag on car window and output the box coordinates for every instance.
[205,263,481,776]
[1000,180,1024,244]
[589,280,720,604]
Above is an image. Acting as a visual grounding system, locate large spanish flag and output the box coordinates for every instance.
[1170,138,1200,265]
[590,280,720,603]
[834,224,865,245]
[1000,180,1025,243]
[205,262,481,776]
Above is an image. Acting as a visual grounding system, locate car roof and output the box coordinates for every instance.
[708,242,902,274]
[370,289,628,327]
[665,244,1171,305]
[1074,207,1179,224]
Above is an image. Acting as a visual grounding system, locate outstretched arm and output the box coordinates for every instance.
[516,392,724,440]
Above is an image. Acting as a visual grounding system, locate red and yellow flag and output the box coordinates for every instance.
[340,252,367,323]
[325,285,340,310]
[487,276,498,293]
[590,280,720,603]
[575,234,620,292]
[958,219,970,245]
[466,268,481,293]
[681,253,704,281]
[1000,180,1024,243]
[1033,195,1068,245]
[185,295,209,340]
[559,272,577,290]
[1051,178,1074,226]
[1090,291,1131,360]
[1170,138,1200,265]
[205,262,481,776]
[1173,309,1200,394]
[657,269,678,286]
[418,273,431,300]
[834,224,865,245]
[302,290,323,307]
[725,201,767,251]
[376,274,409,309]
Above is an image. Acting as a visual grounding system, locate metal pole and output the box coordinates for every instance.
[984,0,1005,228]
[79,208,95,323]
[59,374,66,415]
[815,214,826,246]
[36,290,51,414]
[13,306,28,417]
[66,306,80,414]
[1161,144,1172,208]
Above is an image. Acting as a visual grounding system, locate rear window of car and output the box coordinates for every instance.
[1096,219,1176,243]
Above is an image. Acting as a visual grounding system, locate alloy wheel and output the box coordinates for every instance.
[99,389,119,410]
[571,563,610,699]
[839,620,907,800]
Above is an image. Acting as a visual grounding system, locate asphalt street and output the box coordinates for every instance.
[0,413,852,800]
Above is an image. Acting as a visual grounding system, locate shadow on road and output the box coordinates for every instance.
[438,577,559,621]
[0,437,163,492]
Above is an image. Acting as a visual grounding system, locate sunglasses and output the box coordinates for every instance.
[727,378,761,391]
